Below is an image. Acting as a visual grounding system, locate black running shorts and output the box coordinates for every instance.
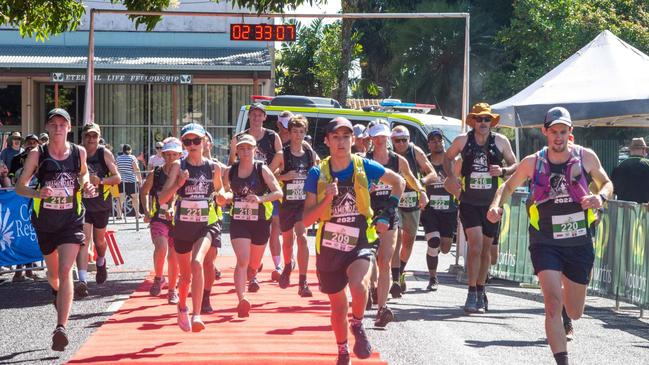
[229,219,271,245]
[36,226,85,256]
[316,247,373,294]
[421,209,458,239]
[279,203,304,233]
[459,203,499,238]
[84,209,110,229]
[529,243,594,285]
[173,222,221,254]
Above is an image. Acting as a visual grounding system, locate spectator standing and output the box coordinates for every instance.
[116,144,142,219]
[148,142,165,171]
[1,131,24,167]
[611,137,649,203]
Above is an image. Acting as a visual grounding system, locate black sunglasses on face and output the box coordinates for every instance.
[393,138,409,143]
[475,116,492,123]
[182,137,202,146]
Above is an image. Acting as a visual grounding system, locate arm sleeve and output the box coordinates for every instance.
[304,166,320,194]
[363,159,386,181]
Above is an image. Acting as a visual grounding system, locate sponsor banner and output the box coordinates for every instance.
[0,190,41,267]
[494,194,648,308]
[50,73,193,84]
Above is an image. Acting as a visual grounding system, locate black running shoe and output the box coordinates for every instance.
[464,291,479,314]
[350,322,372,359]
[278,262,293,289]
[298,282,313,297]
[96,262,107,284]
[75,281,89,298]
[51,326,68,352]
[336,352,351,365]
[426,277,439,291]
[389,281,402,299]
[475,291,486,314]
[201,293,214,314]
[564,319,574,341]
[248,277,260,293]
[374,306,394,328]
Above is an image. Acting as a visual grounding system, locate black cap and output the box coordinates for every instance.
[427,129,443,140]
[249,103,266,114]
[47,108,71,123]
[25,134,39,142]
[325,117,354,135]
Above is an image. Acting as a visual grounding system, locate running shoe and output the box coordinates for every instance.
[177,306,191,332]
[350,321,372,359]
[214,267,222,280]
[237,298,251,318]
[191,315,205,332]
[201,293,214,314]
[298,282,313,297]
[248,277,260,293]
[464,291,479,314]
[271,267,282,282]
[149,276,166,297]
[426,277,439,292]
[476,291,486,314]
[336,352,351,365]
[75,281,89,298]
[399,272,407,294]
[374,306,394,328]
[51,326,68,352]
[564,318,574,341]
[389,281,402,299]
[278,262,293,289]
[167,290,179,305]
[96,261,108,284]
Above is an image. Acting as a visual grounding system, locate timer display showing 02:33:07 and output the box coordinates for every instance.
[230,24,296,41]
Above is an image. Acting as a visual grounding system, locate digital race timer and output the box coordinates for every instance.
[230,24,296,42]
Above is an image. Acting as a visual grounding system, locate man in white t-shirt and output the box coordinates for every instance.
[148,141,165,171]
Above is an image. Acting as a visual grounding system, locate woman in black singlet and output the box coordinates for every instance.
[222,134,282,318]
[157,123,226,333]
[16,108,95,352]
[140,137,183,304]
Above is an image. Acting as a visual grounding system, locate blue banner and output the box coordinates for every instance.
[0,189,42,267]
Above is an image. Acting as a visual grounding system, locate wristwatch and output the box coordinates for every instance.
[599,193,608,203]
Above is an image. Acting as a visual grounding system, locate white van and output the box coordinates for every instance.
[234,96,463,157]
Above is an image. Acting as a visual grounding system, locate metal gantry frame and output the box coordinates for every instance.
[83,9,470,128]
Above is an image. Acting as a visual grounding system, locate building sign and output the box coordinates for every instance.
[50,73,193,84]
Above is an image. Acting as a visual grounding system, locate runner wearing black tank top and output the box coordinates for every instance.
[228,103,286,282]
[157,123,226,333]
[75,122,121,299]
[444,103,517,314]
[16,108,95,352]
[222,133,282,318]
[140,137,183,304]
[275,116,318,297]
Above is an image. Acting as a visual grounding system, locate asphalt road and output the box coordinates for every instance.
[1,220,648,365]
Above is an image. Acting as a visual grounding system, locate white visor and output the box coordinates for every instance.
[391,129,410,138]
[369,123,391,137]
[278,116,291,129]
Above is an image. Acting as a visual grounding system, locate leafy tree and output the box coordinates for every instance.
[275,19,362,97]
[0,0,326,41]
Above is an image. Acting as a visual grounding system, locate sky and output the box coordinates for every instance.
[288,0,342,23]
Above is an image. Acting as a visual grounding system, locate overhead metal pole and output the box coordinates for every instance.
[84,9,470,133]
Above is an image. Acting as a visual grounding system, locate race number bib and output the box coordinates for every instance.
[179,200,209,223]
[158,203,170,220]
[469,172,492,190]
[372,183,391,197]
[321,222,360,252]
[399,191,418,208]
[551,212,587,239]
[286,180,306,201]
[43,188,73,210]
[233,201,259,221]
[429,194,450,210]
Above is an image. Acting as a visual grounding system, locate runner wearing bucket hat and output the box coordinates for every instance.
[444,102,517,314]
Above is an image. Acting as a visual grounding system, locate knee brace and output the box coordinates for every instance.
[425,231,441,257]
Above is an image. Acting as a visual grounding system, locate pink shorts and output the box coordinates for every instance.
[150,221,174,248]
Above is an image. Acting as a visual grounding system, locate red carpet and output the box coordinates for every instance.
[68,256,387,364]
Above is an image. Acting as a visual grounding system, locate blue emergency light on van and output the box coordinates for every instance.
[380,99,436,109]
